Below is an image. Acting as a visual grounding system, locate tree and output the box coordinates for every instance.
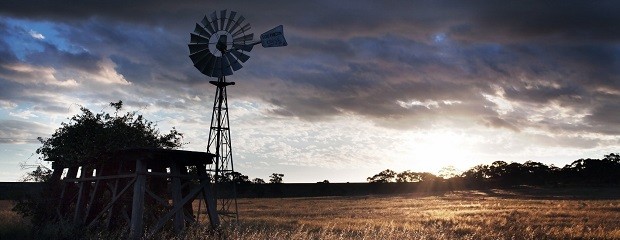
[223,171,250,184]
[269,173,284,183]
[16,101,184,227]
[252,178,266,184]
[36,101,183,168]
[396,170,419,182]
[367,169,396,183]
[20,165,52,182]
[438,166,459,179]
[461,164,490,180]
[396,171,439,183]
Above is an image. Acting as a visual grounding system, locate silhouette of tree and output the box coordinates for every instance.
[460,164,490,180]
[438,166,459,179]
[223,171,250,184]
[252,178,266,184]
[395,170,418,182]
[395,170,438,183]
[488,161,508,178]
[20,165,52,182]
[562,155,620,185]
[269,173,284,183]
[35,101,183,168]
[367,169,396,183]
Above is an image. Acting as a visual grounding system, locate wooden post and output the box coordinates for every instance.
[170,162,185,232]
[129,159,146,239]
[105,161,123,229]
[74,166,93,223]
[197,164,220,228]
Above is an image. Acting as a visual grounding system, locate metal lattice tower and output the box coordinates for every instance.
[206,76,238,222]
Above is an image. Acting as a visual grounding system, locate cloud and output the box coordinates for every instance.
[28,29,44,40]
[0,119,48,144]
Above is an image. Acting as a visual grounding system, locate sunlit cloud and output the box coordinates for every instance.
[28,29,44,40]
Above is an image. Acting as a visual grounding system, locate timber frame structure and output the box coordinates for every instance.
[48,148,220,239]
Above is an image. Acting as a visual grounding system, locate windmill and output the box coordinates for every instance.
[188,9,287,223]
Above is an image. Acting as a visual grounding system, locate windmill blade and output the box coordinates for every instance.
[210,11,219,31]
[194,53,215,74]
[195,53,216,76]
[229,16,245,34]
[233,23,251,37]
[193,23,211,38]
[221,55,234,76]
[201,15,215,34]
[188,43,209,54]
[225,11,237,31]
[225,52,243,71]
[219,10,227,31]
[233,33,254,43]
[230,49,250,63]
[189,48,212,63]
[190,33,209,44]
[212,57,222,77]
[233,43,253,52]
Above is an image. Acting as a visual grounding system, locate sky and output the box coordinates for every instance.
[0,1,618,183]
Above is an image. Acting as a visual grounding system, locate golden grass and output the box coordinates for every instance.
[2,189,620,239]
[0,200,32,239]
[219,190,620,239]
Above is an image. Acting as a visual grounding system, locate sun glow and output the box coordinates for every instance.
[398,130,476,174]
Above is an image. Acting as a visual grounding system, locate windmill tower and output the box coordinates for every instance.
[188,10,287,223]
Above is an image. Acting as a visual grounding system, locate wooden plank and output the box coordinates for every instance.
[62,173,137,182]
[147,179,210,238]
[145,188,170,208]
[170,162,185,232]
[129,158,147,239]
[197,165,220,228]
[74,166,93,222]
[105,161,124,229]
[87,178,136,228]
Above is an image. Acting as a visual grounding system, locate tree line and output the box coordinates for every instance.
[367,153,620,187]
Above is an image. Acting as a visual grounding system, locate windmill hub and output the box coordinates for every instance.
[210,31,232,56]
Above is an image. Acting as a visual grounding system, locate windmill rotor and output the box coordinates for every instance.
[188,10,255,78]
[189,9,287,78]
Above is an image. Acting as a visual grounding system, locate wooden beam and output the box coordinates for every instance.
[147,179,210,238]
[74,166,93,222]
[87,178,136,228]
[170,162,185,232]
[197,165,220,228]
[129,159,147,239]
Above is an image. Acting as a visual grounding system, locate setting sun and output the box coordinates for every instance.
[398,130,475,174]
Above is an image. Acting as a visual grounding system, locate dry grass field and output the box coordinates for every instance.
[2,188,620,239]
[218,189,620,240]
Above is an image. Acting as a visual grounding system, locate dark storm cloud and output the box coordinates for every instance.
[0,0,618,137]
[463,1,620,42]
[26,42,101,73]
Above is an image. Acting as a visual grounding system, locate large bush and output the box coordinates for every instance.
[15,101,184,229]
